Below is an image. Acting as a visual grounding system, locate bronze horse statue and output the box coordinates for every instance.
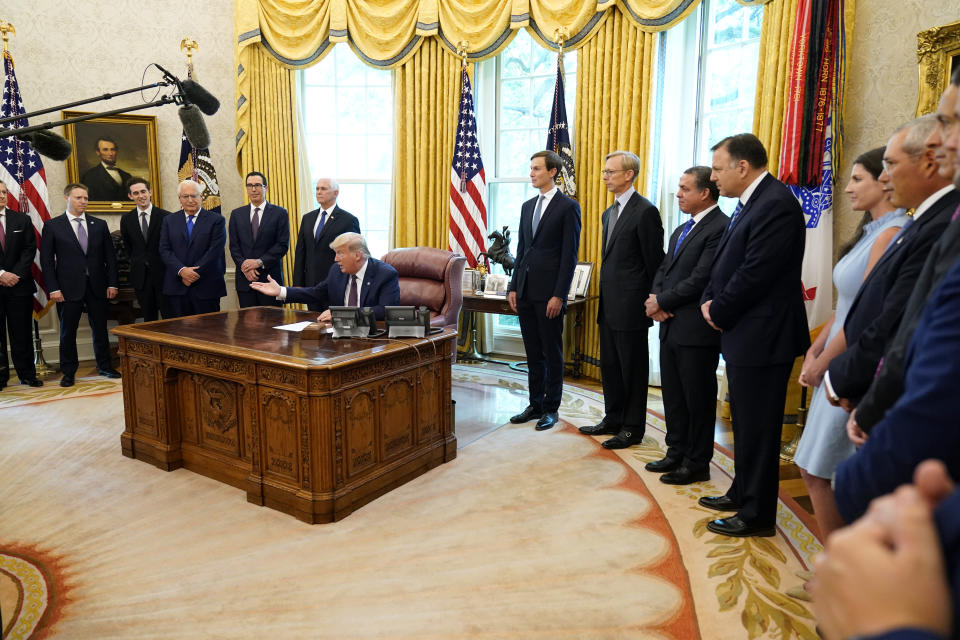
[477,226,515,276]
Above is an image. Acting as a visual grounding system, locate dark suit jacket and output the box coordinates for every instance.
[652,206,728,346]
[40,213,117,301]
[285,257,400,320]
[80,164,132,201]
[702,173,809,366]
[292,206,361,287]
[0,209,37,296]
[855,198,960,431]
[828,188,960,401]
[507,191,581,304]
[835,256,960,523]
[597,191,664,330]
[158,209,227,300]
[120,206,170,291]
[228,203,290,292]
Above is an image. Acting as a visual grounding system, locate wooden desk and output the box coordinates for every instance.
[459,293,595,378]
[113,307,457,524]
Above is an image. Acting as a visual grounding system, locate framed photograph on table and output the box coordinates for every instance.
[483,274,508,297]
[567,261,593,300]
[62,110,161,213]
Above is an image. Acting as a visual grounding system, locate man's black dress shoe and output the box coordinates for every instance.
[645,456,681,473]
[698,495,740,511]
[660,466,710,485]
[0,381,6,391]
[21,378,44,387]
[60,376,75,388]
[706,516,775,538]
[578,419,620,436]
[98,368,122,379]
[510,405,542,423]
[535,412,559,431]
[601,429,644,449]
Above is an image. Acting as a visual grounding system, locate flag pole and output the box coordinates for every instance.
[0,21,14,52]
[32,320,55,375]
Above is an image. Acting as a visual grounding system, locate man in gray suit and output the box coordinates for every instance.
[645,167,728,484]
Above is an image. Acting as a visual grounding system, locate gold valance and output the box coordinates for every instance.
[235,0,722,71]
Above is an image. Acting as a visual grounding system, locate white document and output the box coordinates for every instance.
[273,321,314,332]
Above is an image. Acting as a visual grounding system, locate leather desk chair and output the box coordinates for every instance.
[380,247,466,330]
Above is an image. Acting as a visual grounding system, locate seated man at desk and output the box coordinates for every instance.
[251,232,400,321]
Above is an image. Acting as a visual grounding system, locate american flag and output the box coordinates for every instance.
[177,63,221,213]
[1,50,53,317]
[547,53,576,197]
[449,66,487,268]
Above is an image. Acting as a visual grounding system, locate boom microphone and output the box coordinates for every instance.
[182,79,220,116]
[17,130,73,161]
[178,104,211,149]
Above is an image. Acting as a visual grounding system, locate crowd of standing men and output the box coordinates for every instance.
[0,171,359,390]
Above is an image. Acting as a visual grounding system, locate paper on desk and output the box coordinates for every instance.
[274,321,314,332]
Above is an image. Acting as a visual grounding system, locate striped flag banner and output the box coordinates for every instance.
[1,50,53,318]
[449,66,487,268]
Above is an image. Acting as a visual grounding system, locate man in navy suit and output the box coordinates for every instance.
[698,134,809,537]
[0,180,42,389]
[644,167,728,484]
[40,183,120,387]
[120,177,170,321]
[834,256,960,524]
[292,178,361,312]
[507,150,581,432]
[250,232,399,320]
[578,150,664,448]
[229,171,290,308]
[158,179,227,317]
[824,115,960,412]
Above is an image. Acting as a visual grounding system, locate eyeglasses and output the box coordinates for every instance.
[245,183,265,189]
[601,169,626,177]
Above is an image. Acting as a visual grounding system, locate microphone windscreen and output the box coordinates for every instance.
[182,79,220,116]
[18,130,73,161]
[178,104,211,150]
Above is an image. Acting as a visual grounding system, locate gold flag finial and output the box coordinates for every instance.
[457,40,469,66]
[553,27,569,54]
[180,37,198,73]
[0,21,15,52]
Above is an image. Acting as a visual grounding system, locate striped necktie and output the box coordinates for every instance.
[727,201,744,230]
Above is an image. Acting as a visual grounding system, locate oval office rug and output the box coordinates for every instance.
[0,364,819,639]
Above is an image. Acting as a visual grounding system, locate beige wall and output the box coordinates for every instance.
[3,0,242,364]
[836,0,958,251]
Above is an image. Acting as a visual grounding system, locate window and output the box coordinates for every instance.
[695,0,763,165]
[300,46,393,258]
[475,29,577,342]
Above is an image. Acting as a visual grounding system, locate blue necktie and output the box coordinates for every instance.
[315,210,328,243]
[884,216,915,252]
[531,195,545,236]
[727,201,744,230]
[673,219,695,255]
[186,214,195,239]
[74,217,88,254]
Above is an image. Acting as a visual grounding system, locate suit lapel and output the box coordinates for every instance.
[61,214,85,254]
[669,208,720,268]
[604,193,637,257]
[316,207,339,246]
[532,195,560,242]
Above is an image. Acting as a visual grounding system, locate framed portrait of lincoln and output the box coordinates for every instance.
[62,110,161,213]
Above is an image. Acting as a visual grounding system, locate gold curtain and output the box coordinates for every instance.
[392,39,464,249]
[235,44,304,285]
[574,12,657,380]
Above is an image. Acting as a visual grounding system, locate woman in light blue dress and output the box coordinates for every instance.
[793,147,910,540]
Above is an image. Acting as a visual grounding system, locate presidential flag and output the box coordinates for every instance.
[1,50,53,317]
[449,66,487,268]
[547,53,576,197]
[177,63,221,213]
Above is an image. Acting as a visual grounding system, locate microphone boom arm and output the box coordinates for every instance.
[0,81,172,127]
[0,95,178,139]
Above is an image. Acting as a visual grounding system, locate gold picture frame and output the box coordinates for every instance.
[916,19,960,116]
[62,110,162,213]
